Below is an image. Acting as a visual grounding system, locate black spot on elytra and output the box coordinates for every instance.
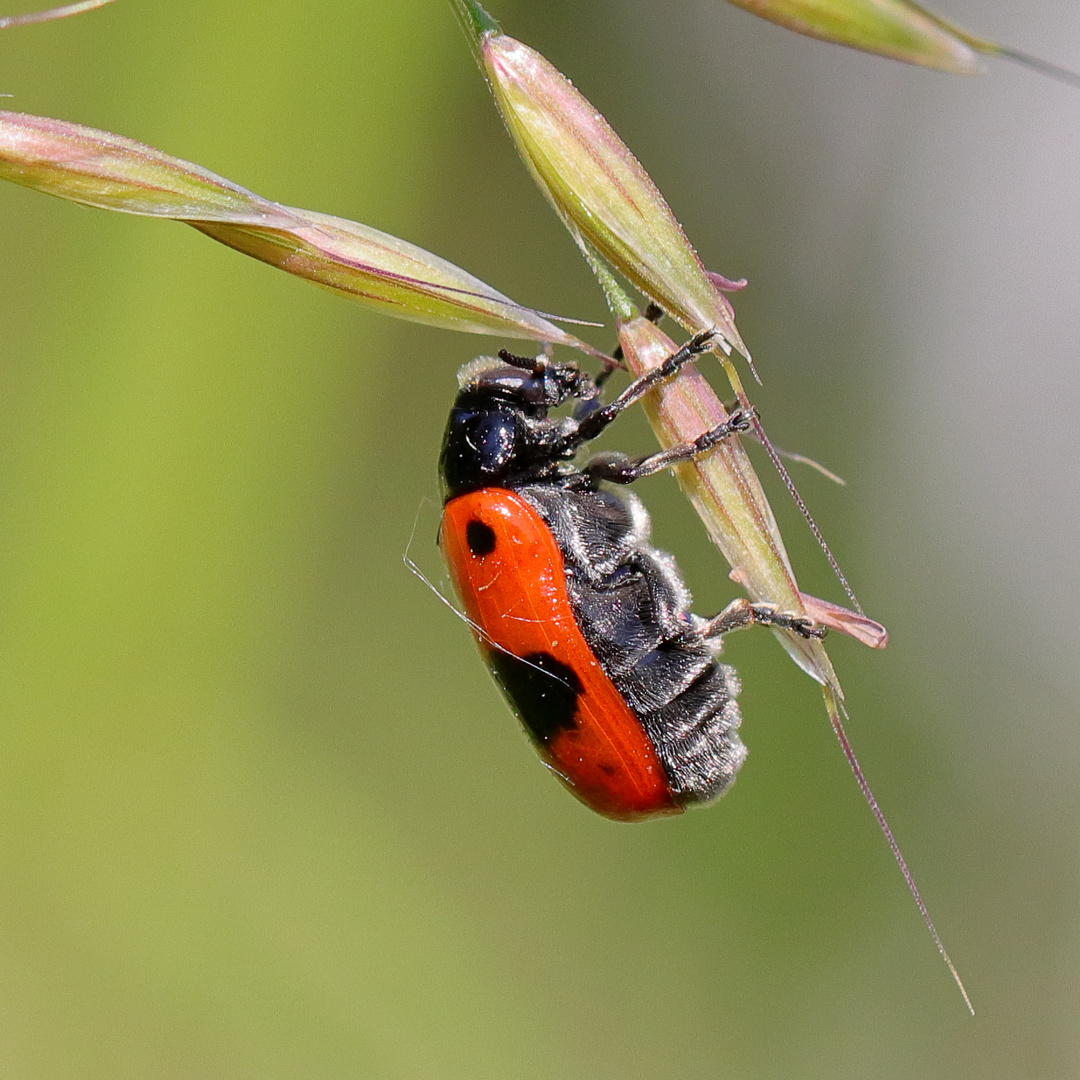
[466,519,497,557]
[486,650,582,745]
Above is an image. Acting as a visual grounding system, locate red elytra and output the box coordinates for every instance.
[441,487,679,821]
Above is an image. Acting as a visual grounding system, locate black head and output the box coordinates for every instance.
[439,354,597,499]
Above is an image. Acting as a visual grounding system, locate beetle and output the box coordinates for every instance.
[438,331,822,821]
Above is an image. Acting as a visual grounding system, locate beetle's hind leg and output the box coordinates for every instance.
[702,597,825,641]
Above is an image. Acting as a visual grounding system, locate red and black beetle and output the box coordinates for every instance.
[439,332,821,821]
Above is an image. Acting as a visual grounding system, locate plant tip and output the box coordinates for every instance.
[454,0,500,39]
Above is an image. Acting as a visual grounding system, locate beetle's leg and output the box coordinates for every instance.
[582,405,754,483]
[702,597,826,641]
[569,329,719,444]
[577,304,676,422]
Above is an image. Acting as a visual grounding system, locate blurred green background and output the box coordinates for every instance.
[0,1,1077,1076]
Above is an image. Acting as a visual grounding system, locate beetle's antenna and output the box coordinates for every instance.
[823,686,974,1015]
[497,348,540,371]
